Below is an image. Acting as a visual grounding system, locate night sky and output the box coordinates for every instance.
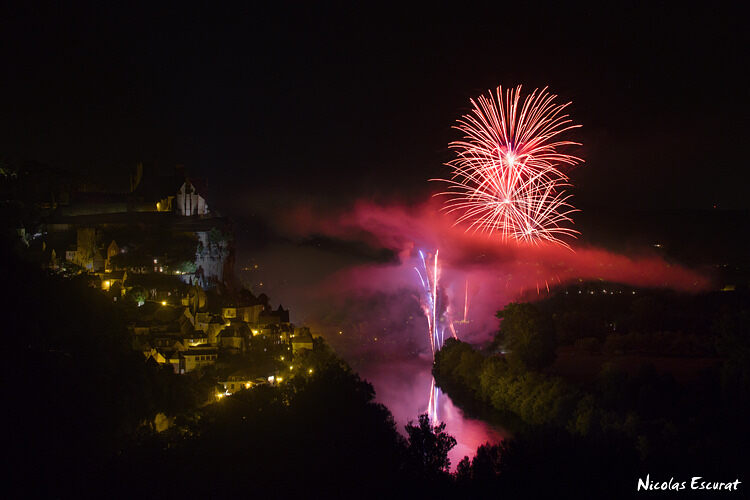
[1,3,747,212]
[4,6,748,472]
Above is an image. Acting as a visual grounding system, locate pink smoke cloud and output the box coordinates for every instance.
[282,198,710,343]
[261,198,712,463]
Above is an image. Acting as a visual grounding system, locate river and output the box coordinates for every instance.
[234,233,507,466]
[353,352,507,468]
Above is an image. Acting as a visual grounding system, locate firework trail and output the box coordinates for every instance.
[463,279,468,323]
[414,249,457,425]
[435,85,583,247]
[426,378,439,427]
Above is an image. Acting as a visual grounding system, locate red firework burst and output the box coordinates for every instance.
[435,86,583,246]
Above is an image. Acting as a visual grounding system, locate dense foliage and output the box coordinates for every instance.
[4,245,208,497]
[3,243,461,498]
[495,302,556,370]
[540,283,744,355]
[109,228,198,270]
[434,292,750,496]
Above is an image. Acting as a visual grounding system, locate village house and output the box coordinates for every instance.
[205,315,227,345]
[218,323,250,353]
[178,347,218,373]
[99,270,127,293]
[219,371,268,394]
[193,312,211,332]
[182,331,208,347]
[151,335,187,352]
[221,303,265,324]
[220,306,237,320]
[104,240,119,271]
[144,348,168,364]
[291,330,314,354]
[259,305,290,326]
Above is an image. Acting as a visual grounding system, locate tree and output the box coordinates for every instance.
[496,302,557,371]
[125,285,148,305]
[455,456,472,485]
[405,413,457,477]
[2,243,198,497]
[714,309,750,409]
[257,293,270,309]
[478,356,508,402]
[470,443,503,485]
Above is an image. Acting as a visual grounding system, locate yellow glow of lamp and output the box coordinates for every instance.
[161,300,167,306]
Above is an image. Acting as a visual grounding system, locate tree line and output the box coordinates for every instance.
[433,299,749,496]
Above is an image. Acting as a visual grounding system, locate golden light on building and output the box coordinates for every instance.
[161,300,167,306]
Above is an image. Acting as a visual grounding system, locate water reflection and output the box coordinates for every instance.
[357,354,507,469]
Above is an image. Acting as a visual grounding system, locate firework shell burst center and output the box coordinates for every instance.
[435,85,584,248]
